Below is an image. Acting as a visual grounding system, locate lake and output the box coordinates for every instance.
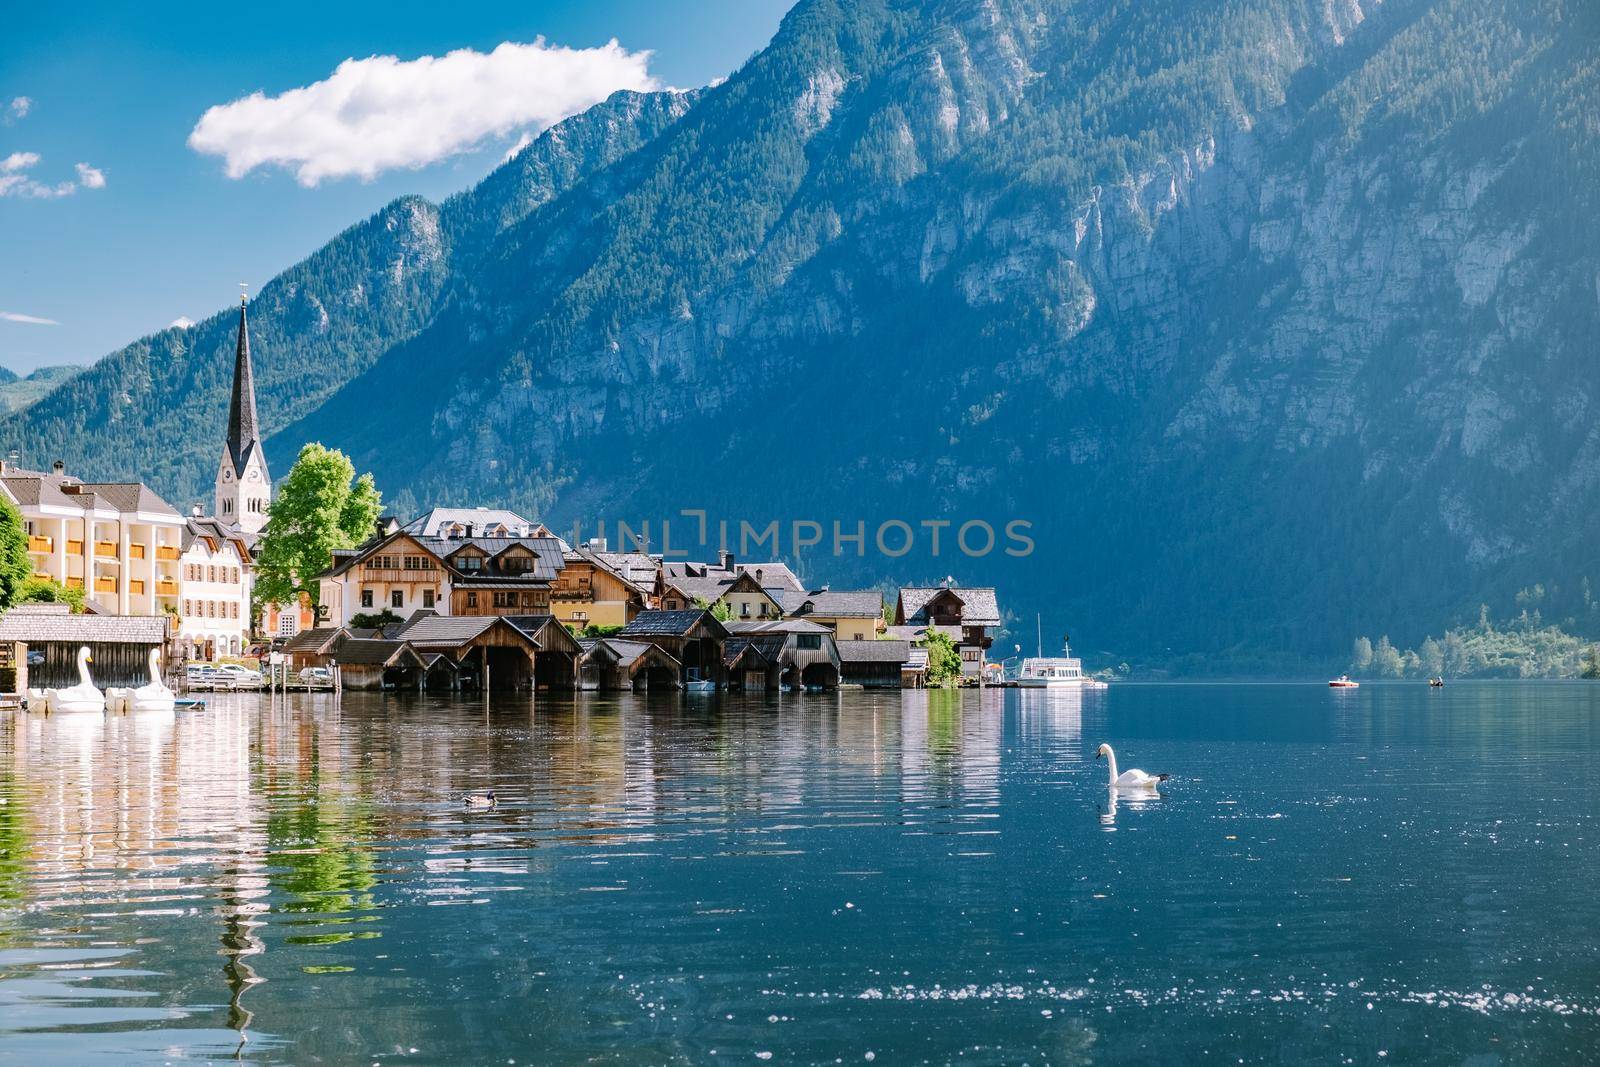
[0,683,1596,1063]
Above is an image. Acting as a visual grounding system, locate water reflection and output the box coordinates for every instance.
[0,684,1596,1063]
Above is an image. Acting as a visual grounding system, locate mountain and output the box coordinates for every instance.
[5,0,1598,666]
[0,364,85,414]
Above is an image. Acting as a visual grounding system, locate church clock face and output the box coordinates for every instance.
[223,469,232,482]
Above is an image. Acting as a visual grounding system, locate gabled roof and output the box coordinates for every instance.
[593,551,660,586]
[402,507,536,538]
[0,467,178,518]
[722,634,784,667]
[898,586,1000,626]
[662,559,806,593]
[395,613,502,648]
[504,614,583,655]
[182,516,252,560]
[836,639,911,664]
[621,609,729,639]
[283,627,347,655]
[332,638,425,668]
[725,618,834,636]
[790,589,884,618]
[582,637,680,671]
[0,610,167,644]
[561,549,651,597]
[430,536,565,580]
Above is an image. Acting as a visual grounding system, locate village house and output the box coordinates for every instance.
[786,588,886,641]
[281,626,427,690]
[552,547,651,631]
[658,552,805,617]
[176,514,253,660]
[1,460,185,617]
[315,523,566,626]
[892,582,1001,681]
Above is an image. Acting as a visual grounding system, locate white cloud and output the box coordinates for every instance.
[188,38,659,186]
[169,316,195,329]
[502,131,534,163]
[8,96,31,120]
[0,311,61,325]
[0,152,108,198]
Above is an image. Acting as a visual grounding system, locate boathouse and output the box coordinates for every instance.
[723,619,841,690]
[577,637,681,691]
[618,609,729,688]
[0,604,170,691]
[836,638,912,688]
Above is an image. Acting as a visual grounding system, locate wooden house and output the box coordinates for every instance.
[894,583,1000,681]
[836,638,912,688]
[552,549,651,630]
[787,589,886,641]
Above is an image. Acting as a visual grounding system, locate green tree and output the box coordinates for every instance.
[921,630,962,687]
[0,493,31,610]
[694,596,733,623]
[1419,636,1445,677]
[1582,645,1600,680]
[1372,635,1403,678]
[17,576,85,613]
[1351,636,1373,673]
[254,444,382,610]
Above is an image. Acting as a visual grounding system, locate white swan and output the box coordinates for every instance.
[26,687,50,713]
[108,648,176,714]
[43,646,106,715]
[1095,743,1168,790]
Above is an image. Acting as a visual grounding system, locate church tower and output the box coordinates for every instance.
[215,294,271,534]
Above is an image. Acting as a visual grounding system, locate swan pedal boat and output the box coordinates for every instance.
[106,649,177,714]
[39,647,107,714]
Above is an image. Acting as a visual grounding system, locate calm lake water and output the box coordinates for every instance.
[0,683,1597,1064]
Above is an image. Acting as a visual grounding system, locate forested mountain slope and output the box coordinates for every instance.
[8,0,1598,663]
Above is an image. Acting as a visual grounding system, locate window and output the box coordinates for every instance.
[422,588,434,608]
[458,556,482,572]
[208,565,216,582]
[223,499,232,514]
[466,591,478,608]
[183,599,190,616]
[391,590,404,609]
[231,602,239,619]
[208,601,216,618]
[360,589,374,608]
[277,612,297,636]
[492,591,513,608]
[797,634,821,650]
[739,601,750,617]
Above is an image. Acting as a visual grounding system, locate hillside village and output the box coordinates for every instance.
[1,297,1002,695]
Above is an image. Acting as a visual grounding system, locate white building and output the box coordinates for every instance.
[0,460,184,615]
[176,515,253,660]
[214,294,271,535]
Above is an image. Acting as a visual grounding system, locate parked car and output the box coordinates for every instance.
[211,664,264,690]
[298,666,333,686]
[185,664,219,689]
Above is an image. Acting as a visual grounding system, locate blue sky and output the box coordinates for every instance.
[0,0,793,374]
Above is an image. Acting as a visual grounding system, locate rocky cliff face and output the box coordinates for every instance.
[7,0,1597,661]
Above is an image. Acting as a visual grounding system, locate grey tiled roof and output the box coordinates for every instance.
[1,469,177,517]
[605,638,678,670]
[898,586,1001,626]
[621,609,726,638]
[396,614,501,647]
[283,627,345,654]
[662,560,805,593]
[330,637,422,667]
[725,618,833,635]
[402,507,536,537]
[722,634,784,667]
[836,639,911,664]
[791,590,884,618]
[0,610,167,644]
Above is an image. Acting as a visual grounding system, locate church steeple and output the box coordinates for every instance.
[216,292,270,534]
[225,293,260,476]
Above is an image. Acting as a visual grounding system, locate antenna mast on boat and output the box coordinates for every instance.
[1036,614,1042,658]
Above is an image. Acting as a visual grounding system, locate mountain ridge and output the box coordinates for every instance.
[5,0,1597,663]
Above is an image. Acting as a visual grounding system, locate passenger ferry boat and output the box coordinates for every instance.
[1015,639,1108,690]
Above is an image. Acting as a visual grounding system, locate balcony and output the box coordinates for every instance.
[128,543,146,560]
[156,578,178,596]
[32,571,50,582]
[65,577,83,590]
[156,545,181,561]
[95,541,118,560]
[94,576,116,593]
[27,535,52,554]
[129,579,145,595]
[67,539,84,555]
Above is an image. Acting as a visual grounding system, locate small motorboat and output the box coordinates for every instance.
[43,647,107,714]
[1328,675,1360,689]
[1428,677,1445,688]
